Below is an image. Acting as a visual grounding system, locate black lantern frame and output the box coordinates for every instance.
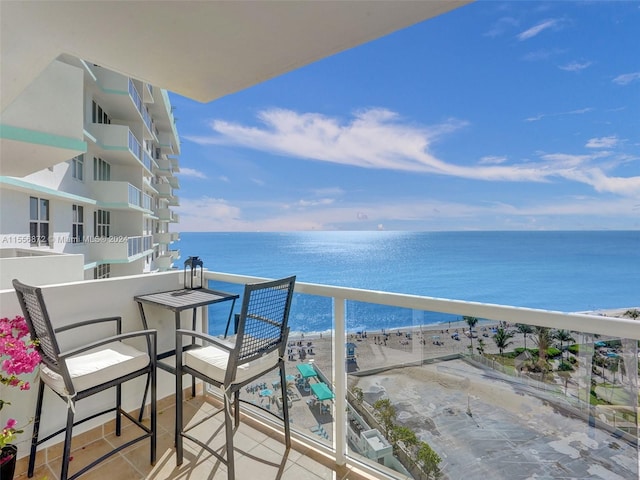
[183,256,204,290]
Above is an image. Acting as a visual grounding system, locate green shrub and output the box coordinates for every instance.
[567,344,579,355]
[557,361,574,371]
[547,347,562,358]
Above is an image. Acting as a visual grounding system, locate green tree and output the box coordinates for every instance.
[476,338,486,355]
[415,441,442,479]
[389,425,418,452]
[492,327,514,356]
[553,329,575,361]
[623,308,639,319]
[372,398,396,438]
[516,323,534,351]
[463,316,479,352]
[533,326,552,372]
[351,386,363,405]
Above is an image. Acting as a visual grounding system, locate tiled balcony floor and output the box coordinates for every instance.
[14,395,373,480]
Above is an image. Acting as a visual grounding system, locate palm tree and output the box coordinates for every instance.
[463,316,479,352]
[533,326,552,372]
[493,327,514,356]
[553,329,575,361]
[516,323,534,351]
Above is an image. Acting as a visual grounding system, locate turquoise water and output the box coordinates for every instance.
[178,231,639,334]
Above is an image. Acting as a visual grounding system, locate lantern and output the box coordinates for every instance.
[183,256,204,289]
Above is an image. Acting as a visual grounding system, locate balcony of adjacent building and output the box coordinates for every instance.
[91,181,153,212]
[85,124,153,174]
[82,234,154,265]
[156,208,178,223]
[154,231,180,245]
[1,271,637,480]
[85,64,155,141]
[155,249,180,271]
[0,59,87,177]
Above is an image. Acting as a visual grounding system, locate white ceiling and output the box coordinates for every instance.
[1,1,470,110]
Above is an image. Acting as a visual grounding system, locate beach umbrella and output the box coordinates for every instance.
[311,382,335,401]
[296,363,318,379]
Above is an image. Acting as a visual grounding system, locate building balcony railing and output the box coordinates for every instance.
[90,181,152,211]
[154,182,173,197]
[156,207,175,222]
[1,271,637,480]
[87,124,150,173]
[153,232,178,245]
[127,234,153,257]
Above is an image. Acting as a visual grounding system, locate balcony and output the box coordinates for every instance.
[1,271,637,480]
[154,182,174,197]
[83,234,154,263]
[87,124,151,173]
[91,181,153,211]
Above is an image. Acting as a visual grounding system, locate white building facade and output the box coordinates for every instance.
[0,55,181,285]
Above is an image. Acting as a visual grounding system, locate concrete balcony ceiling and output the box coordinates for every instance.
[1,1,470,110]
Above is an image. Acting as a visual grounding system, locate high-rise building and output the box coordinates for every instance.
[0,55,181,286]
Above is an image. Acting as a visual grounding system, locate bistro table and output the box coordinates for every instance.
[134,288,239,376]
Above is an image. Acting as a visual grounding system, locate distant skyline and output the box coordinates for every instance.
[172,1,640,232]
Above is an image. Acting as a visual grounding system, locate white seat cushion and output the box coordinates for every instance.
[41,341,149,396]
[184,344,279,385]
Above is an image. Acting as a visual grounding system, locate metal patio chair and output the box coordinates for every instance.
[12,279,157,480]
[175,275,296,480]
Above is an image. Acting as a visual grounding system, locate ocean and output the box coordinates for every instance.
[177,231,640,335]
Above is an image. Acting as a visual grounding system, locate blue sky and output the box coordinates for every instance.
[172,1,639,232]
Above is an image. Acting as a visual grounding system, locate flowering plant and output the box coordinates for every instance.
[1,315,41,454]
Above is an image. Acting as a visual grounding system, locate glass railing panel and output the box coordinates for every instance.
[201,274,638,479]
[128,131,142,161]
[128,184,141,206]
[128,79,143,113]
[205,280,336,446]
[142,193,152,211]
[345,316,638,480]
[142,150,153,172]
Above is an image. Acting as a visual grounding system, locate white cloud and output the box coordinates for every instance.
[517,19,559,41]
[525,107,593,122]
[586,136,619,149]
[479,155,507,165]
[484,17,518,38]
[185,108,639,198]
[612,72,640,85]
[175,194,640,232]
[559,61,592,72]
[178,167,207,179]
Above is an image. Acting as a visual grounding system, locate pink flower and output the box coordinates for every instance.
[1,315,41,448]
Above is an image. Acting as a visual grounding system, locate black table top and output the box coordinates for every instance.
[134,288,238,312]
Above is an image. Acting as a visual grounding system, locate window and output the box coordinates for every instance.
[71,154,84,181]
[94,209,110,237]
[93,156,111,181]
[29,197,50,246]
[72,205,84,243]
[94,264,110,279]
[92,100,111,124]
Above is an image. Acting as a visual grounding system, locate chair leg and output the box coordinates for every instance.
[60,404,75,480]
[28,381,45,477]
[116,383,122,436]
[233,390,240,426]
[175,366,184,465]
[150,367,157,465]
[224,392,235,480]
[279,364,291,448]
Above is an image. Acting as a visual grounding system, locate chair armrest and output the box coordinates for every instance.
[58,329,157,360]
[55,316,122,334]
[175,329,235,353]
